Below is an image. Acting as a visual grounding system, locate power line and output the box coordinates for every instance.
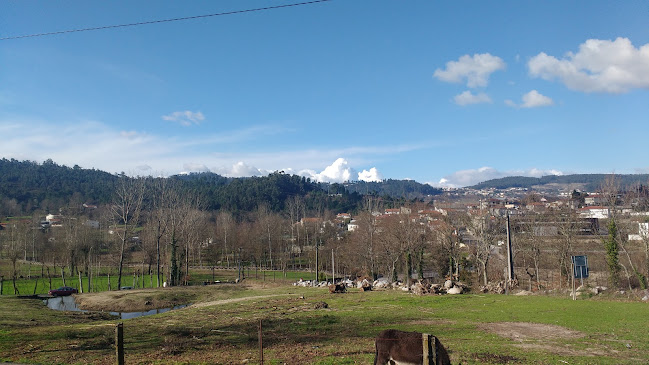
[0,0,333,41]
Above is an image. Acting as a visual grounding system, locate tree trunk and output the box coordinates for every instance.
[117,236,126,290]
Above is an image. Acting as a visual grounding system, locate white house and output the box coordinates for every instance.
[578,206,609,219]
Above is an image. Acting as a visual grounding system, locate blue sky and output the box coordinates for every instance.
[1,0,648,187]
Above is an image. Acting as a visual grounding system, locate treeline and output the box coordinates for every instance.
[1,159,441,218]
[343,179,442,198]
[0,158,118,213]
[471,174,649,191]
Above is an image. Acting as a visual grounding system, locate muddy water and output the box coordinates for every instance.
[44,296,188,319]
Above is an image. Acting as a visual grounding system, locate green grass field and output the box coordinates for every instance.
[0,261,308,295]
[0,279,647,364]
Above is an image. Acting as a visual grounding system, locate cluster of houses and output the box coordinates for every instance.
[302,190,649,243]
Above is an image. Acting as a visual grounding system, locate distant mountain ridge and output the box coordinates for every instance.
[470,174,649,192]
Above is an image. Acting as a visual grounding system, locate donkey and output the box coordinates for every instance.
[374,329,451,365]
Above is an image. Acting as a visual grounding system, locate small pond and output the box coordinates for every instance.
[43,296,189,319]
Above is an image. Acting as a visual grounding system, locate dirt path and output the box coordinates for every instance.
[191,294,298,308]
[74,285,297,313]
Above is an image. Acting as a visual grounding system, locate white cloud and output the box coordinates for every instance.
[521,90,553,108]
[358,167,383,182]
[291,158,384,183]
[313,158,354,183]
[505,90,554,108]
[434,53,506,88]
[0,117,398,182]
[435,167,563,188]
[212,162,267,177]
[182,162,210,173]
[162,110,205,126]
[454,90,492,106]
[528,37,649,93]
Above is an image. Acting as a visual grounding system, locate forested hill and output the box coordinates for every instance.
[470,174,649,191]
[172,172,363,215]
[0,158,118,213]
[1,159,436,217]
[343,179,442,198]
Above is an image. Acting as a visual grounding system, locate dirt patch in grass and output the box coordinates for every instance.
[74,285,241,312]
[191,293,298,309]
[478,322,613,358]
[407,319,457,327]
[479,322,585,342]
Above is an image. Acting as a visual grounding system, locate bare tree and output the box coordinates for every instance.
[165,188,202,286]
[110,176,145,290]
[378,208,425,285]
[516,212,544,290]
[148,177,169,287]
[553,205,579,289]
[216,210,234,268]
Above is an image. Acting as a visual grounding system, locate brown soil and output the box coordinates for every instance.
[74,286,208,312]
[478,322,615,357]
[479,321,585,342]
[74,285,296,313]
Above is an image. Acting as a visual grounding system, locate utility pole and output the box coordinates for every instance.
[315,240,319,285]
[506,212,515,284]
[332,249,335,284]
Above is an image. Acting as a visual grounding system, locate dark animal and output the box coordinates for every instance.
[328,283,346,293]
[374,329,451,365]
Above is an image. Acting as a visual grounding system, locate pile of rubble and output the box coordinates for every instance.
[478,279,520,294]
[293,277,469,295]
[411,280,468,295]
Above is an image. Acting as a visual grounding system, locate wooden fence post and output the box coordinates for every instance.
[432,335,438,365]
[422,333,430,365]
[258,319,264,365]
[422,333,437,365]
[116,322,124,365]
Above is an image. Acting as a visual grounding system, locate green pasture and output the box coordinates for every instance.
[0,260,312,295]
[0,281,648,364]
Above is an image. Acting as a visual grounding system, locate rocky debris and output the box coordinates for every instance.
[359,279,372,291]
[328,283,346,294]
[479,281,507,294]
[373,277,391,289]
[408,280,467,295]
[354,278,371,291]
[411,281,429,296]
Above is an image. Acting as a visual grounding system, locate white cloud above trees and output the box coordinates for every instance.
[434,53,506,88]
[528,37,649,93]
[298,158,383,183]
[358,167,383,182]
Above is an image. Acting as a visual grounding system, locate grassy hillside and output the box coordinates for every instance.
[0,281,646,364]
